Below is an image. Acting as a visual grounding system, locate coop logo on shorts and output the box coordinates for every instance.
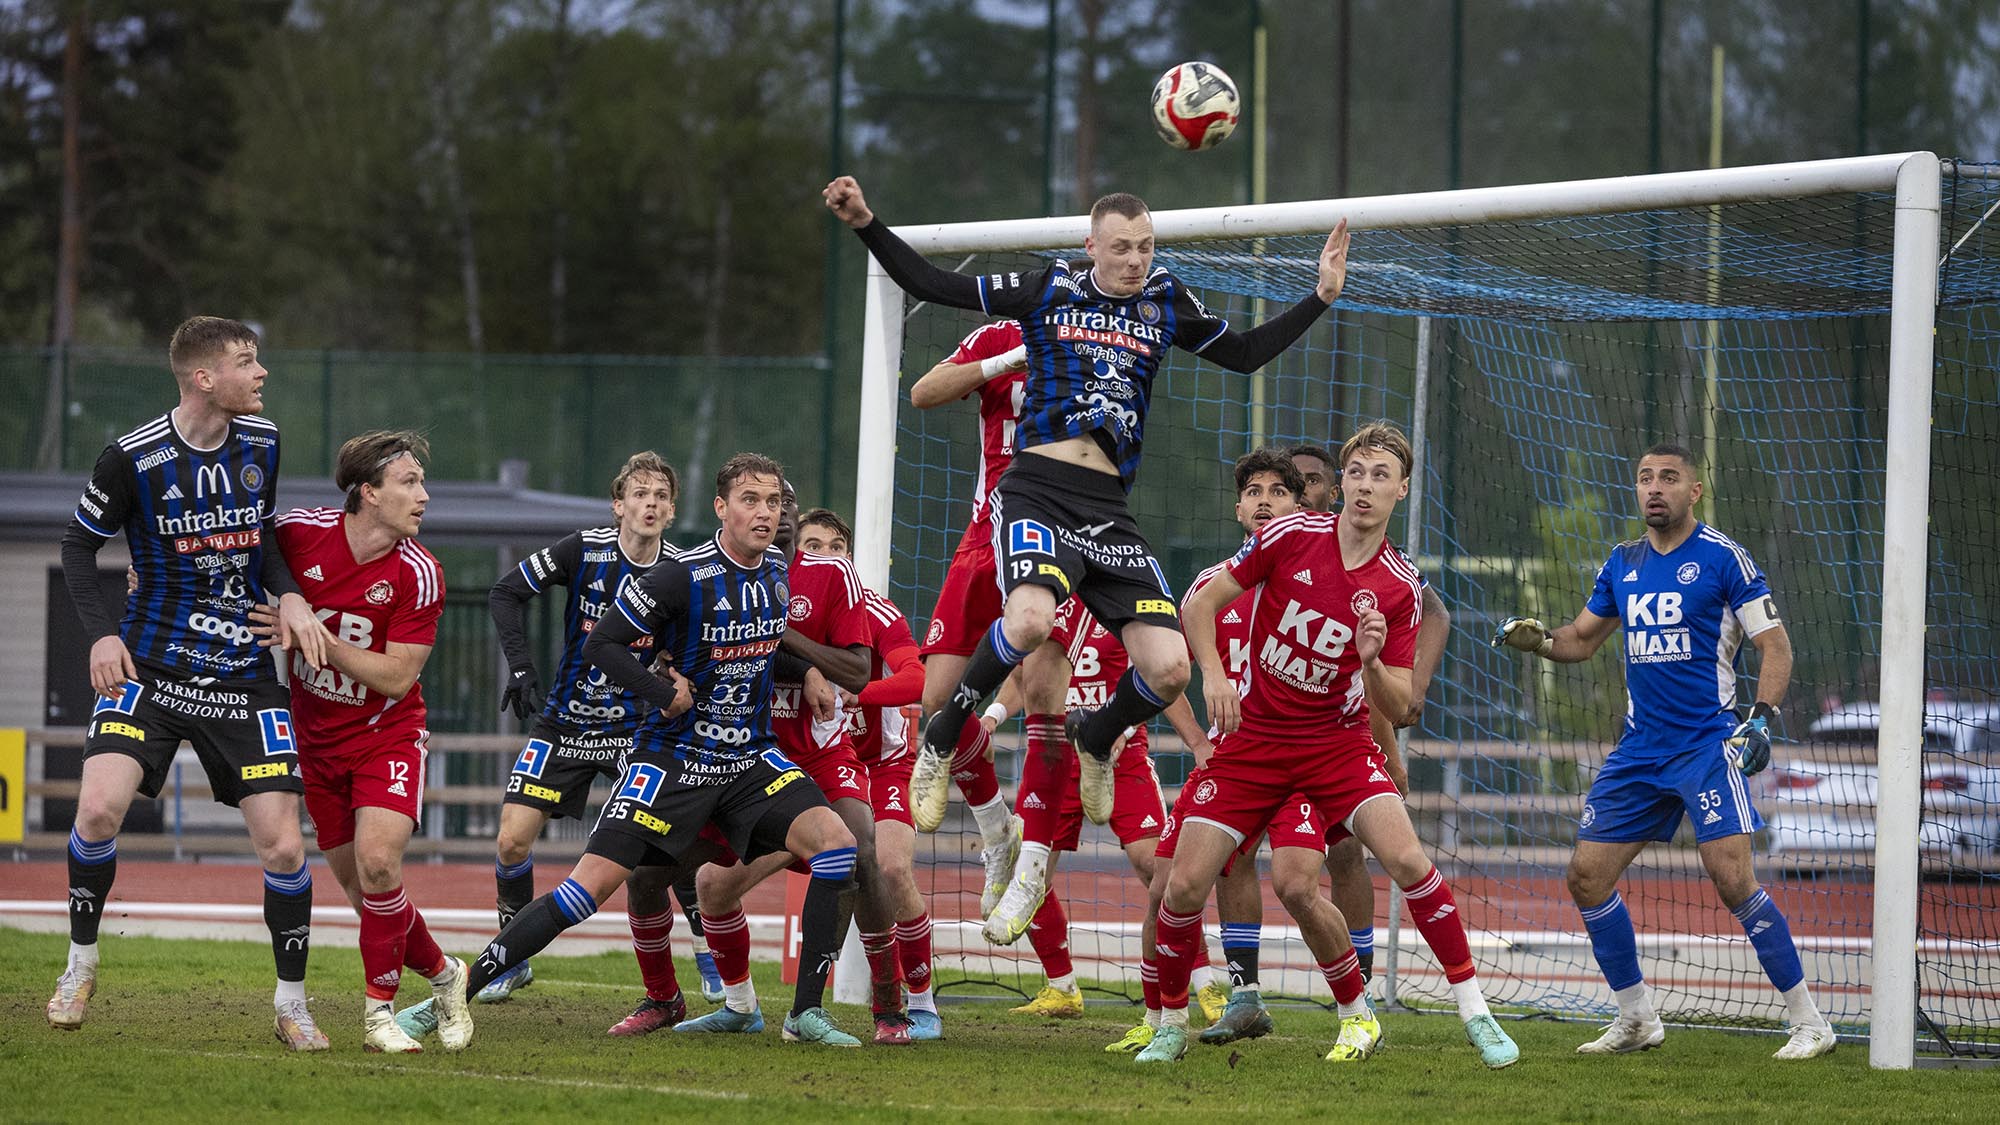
[789,595,812,621]
[1580,802,1596,830]
[1134,299,1161,325]
[925,619,945,646]
[1677,562,1701,585]
[240,462,265,492]
[1193,778,1218,805]
[257,708,296,756]
[366,580,395,605]
[1351,589,1378,616]
[1008,518,1054,557]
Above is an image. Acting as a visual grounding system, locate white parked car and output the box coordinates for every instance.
[1760,701,2000,864]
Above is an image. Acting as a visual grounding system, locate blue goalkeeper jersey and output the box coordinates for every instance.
[72,411,285,680]
[610,534,790,776]
[975,262,1229,492]
[1585,523,1780,757]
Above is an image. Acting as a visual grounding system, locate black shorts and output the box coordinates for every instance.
[82,662,302,807]
[586,747,829,870]
[502,717,631,821]
[989,451,1179,631]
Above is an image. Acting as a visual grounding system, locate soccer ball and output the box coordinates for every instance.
[1150,62,1241,151]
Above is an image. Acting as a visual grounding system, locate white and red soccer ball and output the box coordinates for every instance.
[1150,61,1240,152]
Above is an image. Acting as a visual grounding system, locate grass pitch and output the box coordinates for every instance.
[0,928,1989,1123]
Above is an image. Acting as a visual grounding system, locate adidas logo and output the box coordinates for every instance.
[1750,920,1772,936]
[1624,570,1639,582]
[886,797,904,811]
[1222,610,1241,624]
[1022,792,1046,809]
[370,971,401,988]
[1297,822,1316,835]
[1426,904,1456,923]
[1140,814,1158,829]
[714,595,731,610]
[1293,569,1313,585]
[1703,808,1722,825]
[162,483,184,500]
[1369,769,1388,783]
[588,578,605,592]
[303,564,323,581]
[387,780,407,796]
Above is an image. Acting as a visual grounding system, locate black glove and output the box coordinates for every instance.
[501,665,544,722]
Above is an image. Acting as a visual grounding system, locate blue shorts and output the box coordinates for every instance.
[1578,739,1762,844]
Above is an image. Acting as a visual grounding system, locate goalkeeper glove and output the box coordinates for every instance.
[1492,616,1554,657]
[1726,701,1777,776]
[501,665,544,722]
[979,345,1027,379]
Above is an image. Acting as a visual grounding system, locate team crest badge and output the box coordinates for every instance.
[1677,562,1701,585]
[1193,778,1217,805]
[365,580,394,605]
[1134,299,1161,324]
[1580,803,1596,830]
[789,595,812,621]
[240,463,265,491]
[1351,589,1378,616]
[925,619,945,646]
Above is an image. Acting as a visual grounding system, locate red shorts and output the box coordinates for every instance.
[300,729,428,850]
[789,735,871,807]
[868,746,915,827]
[1019,743,1167,850]
[920,522,1003,657]
[1181,730,1398,848]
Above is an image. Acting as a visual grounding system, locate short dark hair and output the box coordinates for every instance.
[1638,442,1698,474]
[1090,192,1150,227]
[335,430,429,514]
[797,507,853,547]
[1338,421,1414,480]
[612,450,678,503]
[1234,447,1306,497]
[169,316,259,382]
[715,452,785,498]
[1288,443,1336,468]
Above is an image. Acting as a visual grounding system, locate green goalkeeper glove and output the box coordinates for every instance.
[1492,616,1554,657]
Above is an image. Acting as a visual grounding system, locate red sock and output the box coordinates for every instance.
[1319,949,1365,1005]
[895,913,934,993]
[1154,902,1204,1012]
[1015,718,1071,847]
[705,906,752,985]
[1402,867,1477,984]
[1027,889,1074,981]
[360,887,411,1001]
[861,928,900,1004]
[951,716,1001,806]
[1140,951,1161,1011]
[629,908,682,1002]
[402,899,447,978]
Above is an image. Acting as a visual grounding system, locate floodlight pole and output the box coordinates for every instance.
[1868,152,1940,1071]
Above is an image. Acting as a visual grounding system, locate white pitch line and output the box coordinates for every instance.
[156,1048,748,1101]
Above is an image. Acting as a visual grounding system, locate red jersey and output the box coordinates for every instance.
[847,590,920,764]
[772,550,871,755]
[1049,599,1149,755]
[1223,511,1421,742]
[946,320,1028,528]
[274,508,443,751]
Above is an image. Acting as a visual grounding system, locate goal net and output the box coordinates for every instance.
[856,154,1997,1065]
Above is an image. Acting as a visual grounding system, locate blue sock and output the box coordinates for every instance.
[1579,891,1644,992]
[551,877,600,925]
[1349,925,1376,975]
[1731,889,1804,993]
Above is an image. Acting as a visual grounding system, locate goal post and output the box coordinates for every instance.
[850,153,1959,1068]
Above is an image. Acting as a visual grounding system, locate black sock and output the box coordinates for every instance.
[468,879,596,995]
[790,875,852,1016]
[66,828,117,945]
[1227,947,1259,992]
[1079,667,1171,758]
[263,863,313,983]
[1357,948,1374,982]
[495,857,534,929]
[674,874,704,937]
[922,622,1027,757]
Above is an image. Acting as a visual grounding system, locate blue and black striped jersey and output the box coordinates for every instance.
[599,534,790,778]
[71,411,284,680]
[500,528,669,734]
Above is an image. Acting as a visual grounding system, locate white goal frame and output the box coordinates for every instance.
[850,152,1942,1069]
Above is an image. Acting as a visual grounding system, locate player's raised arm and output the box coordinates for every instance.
[910,347,1026,410]
[1177,219,1348,374]
[1492,606,1618,663]
[828,176,1048,318]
